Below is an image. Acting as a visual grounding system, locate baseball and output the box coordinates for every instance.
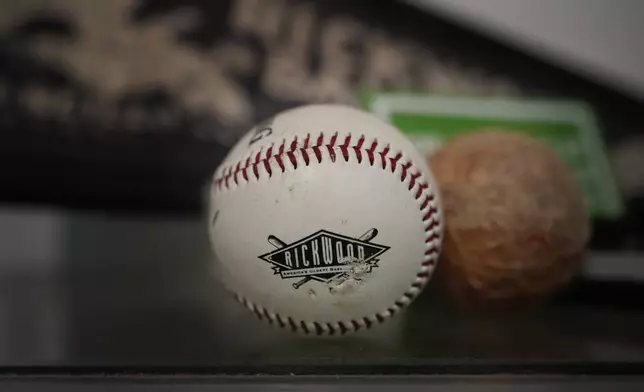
[428,130,590,311]
[207,104,443,335]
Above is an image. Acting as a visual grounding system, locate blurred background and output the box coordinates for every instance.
[0,0,643,373]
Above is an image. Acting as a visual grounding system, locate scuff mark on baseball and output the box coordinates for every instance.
[329,256,371,295]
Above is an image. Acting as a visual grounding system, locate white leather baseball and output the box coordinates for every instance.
[208,104,443,335]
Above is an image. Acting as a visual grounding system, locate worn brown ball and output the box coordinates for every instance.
[428,130,590,311]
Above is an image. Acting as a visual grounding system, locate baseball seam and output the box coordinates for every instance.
[211,131,441,335]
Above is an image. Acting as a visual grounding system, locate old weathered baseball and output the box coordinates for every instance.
[428,130,590,311]
[207,104,443,335]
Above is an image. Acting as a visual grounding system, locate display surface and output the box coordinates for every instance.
[0,209,642,371]
[3,376,644,391]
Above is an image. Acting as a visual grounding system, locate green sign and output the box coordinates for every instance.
[361,92,624,219]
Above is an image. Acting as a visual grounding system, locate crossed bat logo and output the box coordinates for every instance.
[258,228,390,289]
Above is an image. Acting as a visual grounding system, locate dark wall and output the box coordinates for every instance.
[0,0,642,249]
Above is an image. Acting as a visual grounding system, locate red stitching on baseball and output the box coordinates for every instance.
[354,135,365,163]
[341,134,352,148]
[425,219,439,231]
[313,146,322,162]
[304,133,311,148]
[243,158,251,181]
[327,145,336,162]
[420,195,431,210]
[329,132,338,146]
[379,144,390,169]
[288,317,297,331]
[416,183,429,199]
[290,136,298,152]
[287,151,297,169]
[233,162,241,186]
[263,159,272,177]
[340,135,351,161]
[424,206,438,222]
[401,161,412,182]
[275,154,285,172]
[426,232,440,243]
[409,172,421,191]
[366,140,377,165]
[390,152,402,173]
[422,259,436,267]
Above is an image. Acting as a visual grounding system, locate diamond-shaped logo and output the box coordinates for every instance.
[258,228,390,289]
